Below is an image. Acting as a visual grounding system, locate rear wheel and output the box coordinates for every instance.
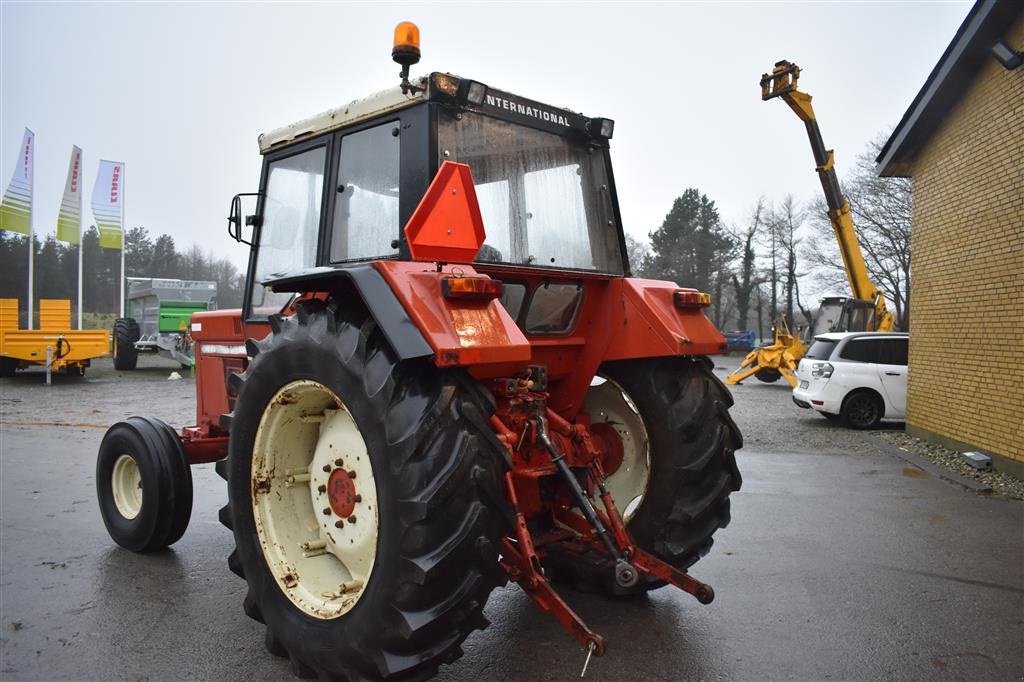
[544,356,742,595]
[841,390,883,429]
[96,416,193,552]
[221,299,510,681]
[755,368,781,383]
[0,357,17,378]
[113,318,140,370]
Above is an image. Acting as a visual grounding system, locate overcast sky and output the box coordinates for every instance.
[2,1,970,273]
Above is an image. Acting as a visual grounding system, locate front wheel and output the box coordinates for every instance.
[545,356,742,595]
[755,368,781,383]
[221,300,510,681]
[96,416,193,552]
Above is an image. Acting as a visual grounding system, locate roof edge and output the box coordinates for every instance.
[875,0,1020,177]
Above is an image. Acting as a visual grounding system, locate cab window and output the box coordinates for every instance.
[251,146,326,317]
[331,122,400,262]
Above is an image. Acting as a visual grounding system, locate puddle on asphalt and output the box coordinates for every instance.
[902,467,929,478]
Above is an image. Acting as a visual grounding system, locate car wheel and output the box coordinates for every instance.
[841,390,883,429]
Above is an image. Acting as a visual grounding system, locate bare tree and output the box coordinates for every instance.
[623,233,651,276]
[803,133,912,329]
[729,199,766,332]
[770,195,808,329]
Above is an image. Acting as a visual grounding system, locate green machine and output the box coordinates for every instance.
[113,278,217,370]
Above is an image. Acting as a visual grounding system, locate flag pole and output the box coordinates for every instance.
[77,153,83,330]
[119,163,125,318]
[27,179,34,331]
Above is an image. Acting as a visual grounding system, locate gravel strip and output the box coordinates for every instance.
[872,431,1024,500]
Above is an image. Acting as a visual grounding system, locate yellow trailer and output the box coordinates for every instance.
[0,299,110,377]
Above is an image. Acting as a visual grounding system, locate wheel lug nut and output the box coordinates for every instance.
[335,519,344,529]
[347,515,357,524]
[322,507,331,516]
[334,458,344,467]
[354,494,362,503]
[317,484,327,493]
[348,470,357,479]
[322,465,331,472]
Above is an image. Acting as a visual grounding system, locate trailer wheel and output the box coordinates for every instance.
[545,356,741,595]
[96,416,193,552]
[0,357,16,378]
[113,318,140,371]
[222,299,509,681]
[754,368,781,383]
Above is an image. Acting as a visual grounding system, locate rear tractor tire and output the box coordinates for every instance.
[113,318,140,371]
[544,356,742,596]
[220,299,510,681]
[96,416,193,552]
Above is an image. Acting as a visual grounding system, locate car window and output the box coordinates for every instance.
[805,339,837,360]
[878,338,909,366]
[838,338,881,363]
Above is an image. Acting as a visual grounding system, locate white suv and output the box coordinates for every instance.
[791,332,908,429]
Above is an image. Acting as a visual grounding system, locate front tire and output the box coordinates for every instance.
[545,356,742,595]
[96,416,193,552]
[755,368,781,383]
[221,300,510,681]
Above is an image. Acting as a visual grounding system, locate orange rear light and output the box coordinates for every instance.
[441,276,503,301]
[674,290,711,309]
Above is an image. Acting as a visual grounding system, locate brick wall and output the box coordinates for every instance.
[906,15,1024,466]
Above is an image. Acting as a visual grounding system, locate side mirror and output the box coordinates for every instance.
[227,193,262,246]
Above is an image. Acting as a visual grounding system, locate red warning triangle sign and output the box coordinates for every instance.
[404,161,486,264]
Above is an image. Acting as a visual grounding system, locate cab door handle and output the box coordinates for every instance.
[885,371,901,376]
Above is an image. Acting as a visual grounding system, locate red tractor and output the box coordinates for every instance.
[95,23,741,681]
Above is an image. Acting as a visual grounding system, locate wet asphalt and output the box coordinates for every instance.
[1,357,1022,681]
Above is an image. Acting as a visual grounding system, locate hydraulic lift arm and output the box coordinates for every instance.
[760,60,894,332]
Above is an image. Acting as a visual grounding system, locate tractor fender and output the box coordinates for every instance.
[261,264,433,361]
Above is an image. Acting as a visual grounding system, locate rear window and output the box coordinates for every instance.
[839,338,882,363]
[805,339,837,360]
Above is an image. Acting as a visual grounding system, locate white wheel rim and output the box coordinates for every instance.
[584,376,651,523]
[111,454,143,520]
[251,380,378,620]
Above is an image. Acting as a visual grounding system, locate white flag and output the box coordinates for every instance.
[91,159,123,249]
[57,146,83,244]
[0,128,34,235]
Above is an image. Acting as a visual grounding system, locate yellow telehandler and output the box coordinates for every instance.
[726,60,895,387]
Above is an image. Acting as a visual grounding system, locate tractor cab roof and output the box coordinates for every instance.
[257,72,607,154]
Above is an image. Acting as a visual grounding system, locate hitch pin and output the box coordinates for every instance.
[580,641,596,678]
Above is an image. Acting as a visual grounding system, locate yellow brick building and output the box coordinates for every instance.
[877,0,1023,474]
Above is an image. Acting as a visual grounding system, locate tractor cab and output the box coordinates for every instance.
[232,70,627,330]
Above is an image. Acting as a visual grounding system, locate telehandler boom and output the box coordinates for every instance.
[760,60,895,333]
[726,60,895,388]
